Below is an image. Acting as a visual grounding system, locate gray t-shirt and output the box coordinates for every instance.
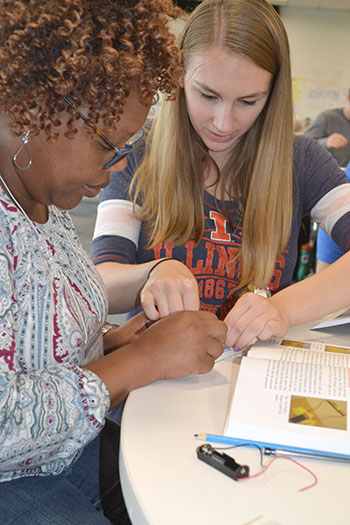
[304,107,350,167]
[92,135,350,320]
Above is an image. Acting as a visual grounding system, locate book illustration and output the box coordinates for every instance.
[280,339,350,355]
[280,339,312,349]
[289,395,347,430]
[323,345,350,355]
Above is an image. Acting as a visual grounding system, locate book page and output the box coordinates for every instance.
[224,356,350,455]
[255,337,350,353]
[248,345,350,368]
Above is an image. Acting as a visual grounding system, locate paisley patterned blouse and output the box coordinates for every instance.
[0,190,110,482]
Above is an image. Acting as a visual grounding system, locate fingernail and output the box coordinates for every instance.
[233,345,241,352]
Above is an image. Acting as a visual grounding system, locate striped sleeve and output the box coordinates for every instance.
[91,141,146,265]
[91,199,141,265]
[294,135,350,253]
[311,184,350,252]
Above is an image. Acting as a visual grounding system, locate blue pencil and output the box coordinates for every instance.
[194,433,350,462]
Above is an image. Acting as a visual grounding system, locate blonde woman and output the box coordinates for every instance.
[92,0,350,339]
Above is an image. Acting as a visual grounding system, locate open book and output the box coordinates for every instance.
[224,338,350,458]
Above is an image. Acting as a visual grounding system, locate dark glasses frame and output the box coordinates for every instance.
[63,96,144,169]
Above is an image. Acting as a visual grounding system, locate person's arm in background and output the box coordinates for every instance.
[304,112,348,150]
[91,143,200,320]
[316,162,350,273]
[316,259,330,272]
[225,251,350,350]
[315,227,344,273]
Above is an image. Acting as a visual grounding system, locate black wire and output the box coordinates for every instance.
[214,443,264,466]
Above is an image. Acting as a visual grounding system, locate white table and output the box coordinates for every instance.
[120,319,350,525]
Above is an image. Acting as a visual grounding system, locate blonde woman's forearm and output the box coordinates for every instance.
[95,258,199,317]
[95,261,160,313]
[271,251,350,326]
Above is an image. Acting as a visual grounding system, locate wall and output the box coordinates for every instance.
[280,7,350,120]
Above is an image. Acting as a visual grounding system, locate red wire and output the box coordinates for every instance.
[237,455,318,492]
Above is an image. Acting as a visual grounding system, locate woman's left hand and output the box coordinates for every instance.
[223,293,290,350]
[103,312,151,354]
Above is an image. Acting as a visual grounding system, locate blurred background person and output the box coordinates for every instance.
[304,89,350,168]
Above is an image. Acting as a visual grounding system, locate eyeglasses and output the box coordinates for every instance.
[63,96,144,169]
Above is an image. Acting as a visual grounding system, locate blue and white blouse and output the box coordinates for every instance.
[0,189,110,481]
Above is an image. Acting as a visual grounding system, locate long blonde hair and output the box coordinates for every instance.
[131,0,294,288]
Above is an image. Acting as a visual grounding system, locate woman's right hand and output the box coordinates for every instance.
[86,310,227,408]
[131,310,226,380]
[140,259,200,321]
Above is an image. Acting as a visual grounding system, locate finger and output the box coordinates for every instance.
[105,312,150,351]
[334,139,347,148]
[154,278,197,315]
[117,312,148,340]
[128,312,154,337]
[224,293,256,325]
[198,352,216,374]
[336,133,347,143]
[142,281,176,318]
[224,295,268,346]
[151,290,171,318]
[165,289,187,315]
[256,320,279,341]
[232,310,285,350]
[225,308,270,348]
[225,322,257,349]
[205,338,224,361]
[141,290,161,321]
[182,280,200,311]
[231,316,267,349]
[202,318,227,345]
[332,133,346,141]
[331,135,347,148]
[257,317,287,341]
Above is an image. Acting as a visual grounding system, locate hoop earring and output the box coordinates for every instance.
[13,130,32,171]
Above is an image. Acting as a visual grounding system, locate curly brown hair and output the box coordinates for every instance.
[0,0,183,141]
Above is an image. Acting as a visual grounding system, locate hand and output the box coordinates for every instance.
[140,259,200,321]
[86,310,227,409]
[131,310,226,380]
[103,312,152,354]
[326,133,348,149]
[223,293,290,350]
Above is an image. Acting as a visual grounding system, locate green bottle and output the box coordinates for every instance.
[296,242,312,281]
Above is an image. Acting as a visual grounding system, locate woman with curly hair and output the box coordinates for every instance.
[0,1,226,522]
